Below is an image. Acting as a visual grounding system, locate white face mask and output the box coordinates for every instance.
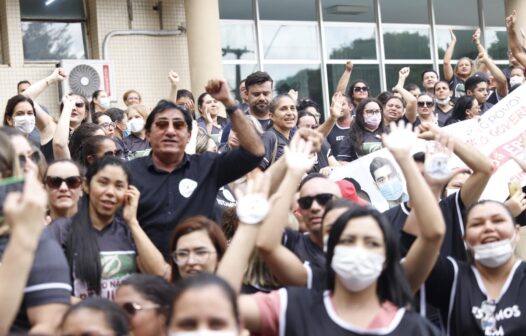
[99,97,111,109]
[13,115,36,134]
[470,235,515,268]
[331,245,385,292]
[128,118,145,133]
[169,330,237,336]
[510,76,524,87]
[435,97,450,105]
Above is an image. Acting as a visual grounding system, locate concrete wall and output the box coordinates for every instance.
[0,0,193,120]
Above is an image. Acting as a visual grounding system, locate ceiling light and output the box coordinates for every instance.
[327,5,369,15]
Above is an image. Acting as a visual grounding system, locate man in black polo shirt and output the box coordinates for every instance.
[128,80,264,257]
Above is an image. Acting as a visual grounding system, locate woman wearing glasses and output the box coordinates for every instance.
[337,98,384,163]
[415,94,437,126]
[169,216,227,281]
[93,112,116,139]
[348,80,370,108]
[114,274,175,336]
[46,156,168,301]
[44,160,83,221]
[80,135,124,168]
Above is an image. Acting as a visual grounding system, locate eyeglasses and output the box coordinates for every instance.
[154,119,187,131]
[103,149,124,158]
[45,176,82,189]
[297,193,334,209]
[18,152,40,167]
[417,101,434,108]
[353,86,369,93]
[364,109,382,116]
[121,302,160,316]
[100,122,116,129]
[75,102,85,108]
[172,249,216,265]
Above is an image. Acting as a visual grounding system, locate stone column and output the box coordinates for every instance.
[505,0,526,33]
[184,0,224,94]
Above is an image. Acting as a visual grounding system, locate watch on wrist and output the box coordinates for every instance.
[236,194,270,224]
[226,104,241,116]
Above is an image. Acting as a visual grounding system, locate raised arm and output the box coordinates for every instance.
[478,50,508,98]
[392,67,417,123]
[256,136,316,287]
[206,79,264,157]
[52,96,74,160]
[317,92,345,137]
[0,169,47,335]
[123,186,169,279]
[34,103,56,146]
[382,124,447,293]
[335,61,353,94]
[507,11,526,68]
[23,68,66,101]
[168,70,179,104]
[419,122,493,207]
[443,29,457,82]
[216,173,271,292]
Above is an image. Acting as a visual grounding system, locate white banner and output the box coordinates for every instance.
[330,83,526,212]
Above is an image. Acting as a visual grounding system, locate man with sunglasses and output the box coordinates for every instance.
[128,79,264,258]
[283,173,341,269]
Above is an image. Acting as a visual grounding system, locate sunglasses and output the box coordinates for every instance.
[417,101,434,108]
[103,149,124,158]
[353,86,369,92]
[18,152,40,167]
[297,193,334,209]
[45,176,82,189]
[75,102,85,108]
[154,119,187,130]
[121,302,160,316]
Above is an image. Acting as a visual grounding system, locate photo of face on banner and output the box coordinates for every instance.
[369,157,409,208]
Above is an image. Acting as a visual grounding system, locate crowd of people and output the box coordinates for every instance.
[2,10,526,336]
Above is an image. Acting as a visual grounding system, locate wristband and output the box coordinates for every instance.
[226,104,242,116]
[236,194,270,224]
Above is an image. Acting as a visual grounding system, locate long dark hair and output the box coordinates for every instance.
[65,156,131,295]
[69,123,104,163]
[325,205,413,307]
[80,135,112,168]
[4,95,35,125]
[445,95,476,126]
[348,80,370,106]
[348,98,383,156]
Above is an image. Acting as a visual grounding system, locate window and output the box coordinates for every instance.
[20,0,87,61]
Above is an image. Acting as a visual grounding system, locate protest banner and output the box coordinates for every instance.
[329,83,526,212]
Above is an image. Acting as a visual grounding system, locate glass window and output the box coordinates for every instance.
[322,0,375,23]
[483,0,505,27]
[433,0,478,26]
[325,24,376,60]
[20,0,85,20]
[21,22,86,60]
[265,64,323,112]
[259,0,316,21]
[380,0,428,24]
[384,64,433,90]
[436,28,478,60]
[223,64,259,101]
[327,64,380,97]
[383,26,431,60]
[485,29,508,60]
[219,0,253,20]
[261,22,319,60]
[221,22,257,61]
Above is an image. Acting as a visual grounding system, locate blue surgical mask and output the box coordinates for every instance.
[378,179,404,201]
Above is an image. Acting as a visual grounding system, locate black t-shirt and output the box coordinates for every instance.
[434,105,453,127]
[46,216,137,300]
[0,234,71,333]
[337,130,383,162]
[426,258,526,336]
[212,185,236,225]
[449,75,466,98]
[283,228,325,270]
[281,288,441,336]
[481,101,495,115]
[259,128,295,170]
[310,141,331,173]
[327,123,350,158]
[127,149,262,257]
[383,191,468,261]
